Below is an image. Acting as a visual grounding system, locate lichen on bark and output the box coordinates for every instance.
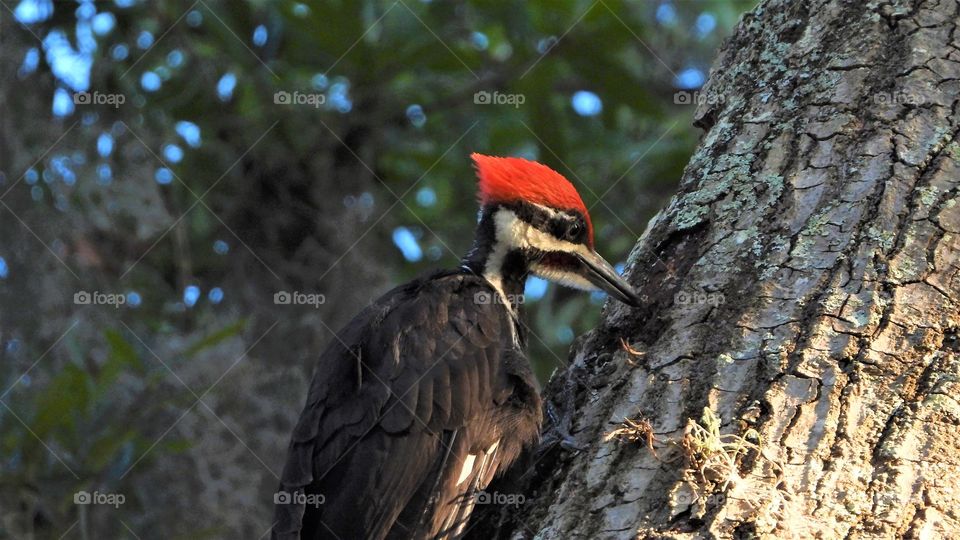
[471,0,960,538]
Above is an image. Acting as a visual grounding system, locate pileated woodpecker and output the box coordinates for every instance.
[273,154,641,539]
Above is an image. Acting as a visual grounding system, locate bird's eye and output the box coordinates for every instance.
[566,222,582,241]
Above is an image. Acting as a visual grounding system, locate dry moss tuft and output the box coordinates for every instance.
[674,407,786,520]
[681,407,761,491]
[620,338,645,366]
[606,415,655,445]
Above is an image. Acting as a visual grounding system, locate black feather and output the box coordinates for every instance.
[273,271,541,540]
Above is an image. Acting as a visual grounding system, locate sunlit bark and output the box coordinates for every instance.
[475,0,960,537]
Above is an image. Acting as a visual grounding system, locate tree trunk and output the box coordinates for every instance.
[478,0,960,538]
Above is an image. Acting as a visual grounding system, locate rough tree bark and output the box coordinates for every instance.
[476,0,960,538]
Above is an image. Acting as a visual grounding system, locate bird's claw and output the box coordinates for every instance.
[559,434,586,452]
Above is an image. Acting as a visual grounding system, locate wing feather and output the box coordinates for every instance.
[273,273,534,540]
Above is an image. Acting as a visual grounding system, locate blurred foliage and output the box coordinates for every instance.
[0,324,241,537]
[0,0,755,537]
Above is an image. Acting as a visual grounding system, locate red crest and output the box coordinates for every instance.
[471,153,593,244]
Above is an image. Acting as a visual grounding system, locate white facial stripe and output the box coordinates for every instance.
[530,265,596,291]
[530,203,579,224]
[492,208,521,241]
[489,209,601,292]
[484,212,515,306]
[530,202,561,218]
[492,209,593,259]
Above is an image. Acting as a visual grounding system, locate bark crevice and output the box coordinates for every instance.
[468,0,960,538]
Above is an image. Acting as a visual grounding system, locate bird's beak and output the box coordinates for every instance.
[575,250,643,307]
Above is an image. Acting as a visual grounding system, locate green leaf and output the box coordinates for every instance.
[162,438,193,454]
[86,429,135,470]
[102,329,145,384]
[183,320,246,357]
[33,364,91,438]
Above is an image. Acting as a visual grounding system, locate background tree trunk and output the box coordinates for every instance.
[479,0,960,537]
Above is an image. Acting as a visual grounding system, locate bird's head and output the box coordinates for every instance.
[467,153,642,307]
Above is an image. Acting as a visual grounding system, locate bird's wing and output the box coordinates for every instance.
[273,274,524,540]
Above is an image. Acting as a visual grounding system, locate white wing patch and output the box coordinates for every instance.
[438,440,505,537]
[457,454,477,486]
